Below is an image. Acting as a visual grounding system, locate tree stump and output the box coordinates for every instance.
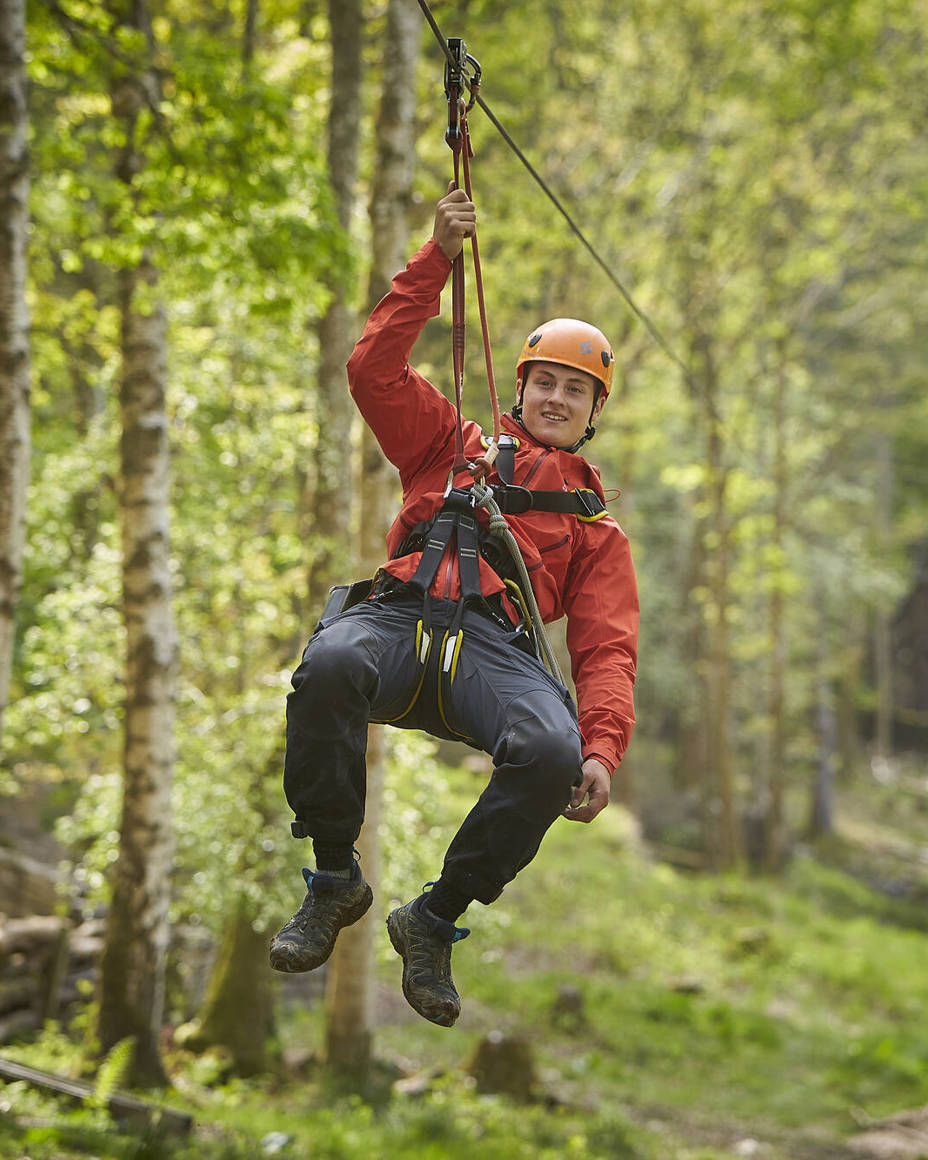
[551,982,586,1031]
[467,1030,537,1101]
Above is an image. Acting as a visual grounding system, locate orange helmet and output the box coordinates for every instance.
[516,318,615,396]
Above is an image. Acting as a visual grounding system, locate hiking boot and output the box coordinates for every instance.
[269,863,373,973]
[385,894,470,1027]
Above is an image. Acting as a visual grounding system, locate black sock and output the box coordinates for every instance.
[312,841,355,873]
[423,877,472,924]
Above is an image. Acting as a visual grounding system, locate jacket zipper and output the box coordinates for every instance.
[521,451,549,488]
[540,534,570,554]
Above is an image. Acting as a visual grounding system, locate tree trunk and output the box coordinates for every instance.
[0,0,30,748]
[694,334,739,871]
[324,0,420,1078]
[99,4,177,1087]
[873,430,894,762]
[809,583,836,838]
[194,896,273,1076]
[192,750,278,1075]
[675,497,709,794]
[242,0,259,68]
[303,0,362,619]
[763,353,788,871]
[809,675,836,839]
[835,657,860,781]
[323,722,382,1073]
[100,255,176,1086]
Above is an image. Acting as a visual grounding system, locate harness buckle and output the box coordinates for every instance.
[574,489,604,519]
[491,485,533,515]
[443,476,478,511]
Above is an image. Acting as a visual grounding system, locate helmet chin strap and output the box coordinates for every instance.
[567,423,597,454]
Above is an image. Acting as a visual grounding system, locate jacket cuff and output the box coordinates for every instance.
[582,749,617,778]
[411,236,452,277]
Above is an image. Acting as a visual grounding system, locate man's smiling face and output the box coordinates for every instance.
[518,361,605,449]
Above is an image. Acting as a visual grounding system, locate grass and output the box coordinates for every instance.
[3,763,928,1159]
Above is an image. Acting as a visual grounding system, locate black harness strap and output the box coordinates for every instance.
[408,488,481,599]
[407,487,489,658]
[488,433,607,520]
[494,433,517,485]
[488,485,605,519]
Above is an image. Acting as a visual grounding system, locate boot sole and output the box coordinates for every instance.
[386,909,460,1028]
[269,885,373,973]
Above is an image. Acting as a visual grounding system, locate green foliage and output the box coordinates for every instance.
[7,0,928,1153]
[88,1037,135,1112]
[15,0,928,898]
[14,0,348,933]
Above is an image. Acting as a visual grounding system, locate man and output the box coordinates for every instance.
[269,187,638,1027]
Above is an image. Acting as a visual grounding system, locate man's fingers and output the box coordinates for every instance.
[563,781,591,819]
[433,190,477,260]
[563,774,609,823]
[563,802,594,823]
[441,185,471,206]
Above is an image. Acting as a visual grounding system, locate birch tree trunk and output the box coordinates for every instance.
[324,0,420,1076]
[100,254,176,1086]
[0,0,30,747]
[303,0,361,619]
[98,4,177,1087]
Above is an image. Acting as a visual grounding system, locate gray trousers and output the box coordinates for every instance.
[283,592,583,905]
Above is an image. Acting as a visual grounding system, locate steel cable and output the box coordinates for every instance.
[415,0,694,385]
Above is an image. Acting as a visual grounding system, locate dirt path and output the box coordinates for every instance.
[626,1101,928,1160]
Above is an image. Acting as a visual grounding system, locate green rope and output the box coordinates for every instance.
[472,481,565,685]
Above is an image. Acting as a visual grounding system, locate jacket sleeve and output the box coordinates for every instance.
[347,239,458,486]
[562,518,639,775]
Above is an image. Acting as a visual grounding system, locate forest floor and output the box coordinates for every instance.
[1,759,928,1160]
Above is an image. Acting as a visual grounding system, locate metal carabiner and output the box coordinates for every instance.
[444,38,482,142]
[463,52,481,111]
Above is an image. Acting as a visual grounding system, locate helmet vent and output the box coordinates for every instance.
[527,332,542,348]
[601,350,611,368]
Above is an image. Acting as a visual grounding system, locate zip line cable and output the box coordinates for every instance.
[415,0,695,386]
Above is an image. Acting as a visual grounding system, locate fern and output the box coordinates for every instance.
[88,1036,135,1111]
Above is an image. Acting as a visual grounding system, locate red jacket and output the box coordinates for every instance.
[347,239,638,775]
